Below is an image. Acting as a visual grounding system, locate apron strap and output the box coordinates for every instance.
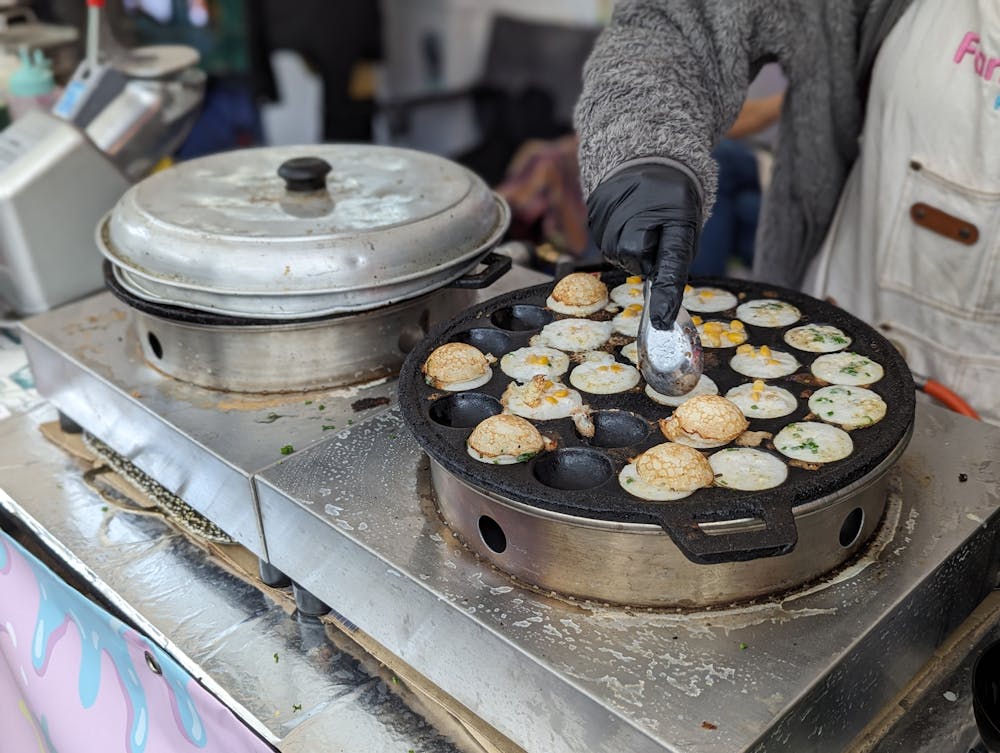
[856,0,916,105]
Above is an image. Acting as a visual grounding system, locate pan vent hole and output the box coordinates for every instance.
[839,507,865,548]
[147,332,163,360]
[478,515,507,554]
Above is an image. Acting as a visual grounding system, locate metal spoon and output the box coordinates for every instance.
[637,278,703,396]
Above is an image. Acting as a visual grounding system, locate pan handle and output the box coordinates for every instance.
[656,502,799,565]
[448,252,512,290]
[918,378,981,420]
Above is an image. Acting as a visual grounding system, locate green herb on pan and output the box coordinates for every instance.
[826,411,834,417]
[739,642,748,650]
[318,404,326,411]
[515,451,537,462]
[786,438,820,454]
[322,425,336,431]
[255,412,284,424]
[273,652,279,663]
[347,419,354,425]
[840,357,870,377]
[304,400,313,405]
[280,445,294,455]
[750,404,759,410]
[292,703,302,713]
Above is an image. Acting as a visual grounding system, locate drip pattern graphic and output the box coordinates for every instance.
[0,532,273,753]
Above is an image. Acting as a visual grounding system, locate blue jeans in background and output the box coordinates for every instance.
[176,76,264,160]
[690,138,762,277]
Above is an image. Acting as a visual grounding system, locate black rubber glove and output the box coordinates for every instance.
[587,163,702,329]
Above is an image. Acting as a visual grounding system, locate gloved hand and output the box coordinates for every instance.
[587,163,702,329]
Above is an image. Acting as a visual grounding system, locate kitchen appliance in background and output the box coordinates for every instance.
[76,44,204,180]
[0,36,202,316]
[0,110,129,316]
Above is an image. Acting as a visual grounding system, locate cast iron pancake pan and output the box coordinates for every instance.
[399,274,915,565]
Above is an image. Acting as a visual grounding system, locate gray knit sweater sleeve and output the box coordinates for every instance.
[574,0,889,287]
[575,0,795,203]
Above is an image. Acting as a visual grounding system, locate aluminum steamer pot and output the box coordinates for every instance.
[98,145,511,392]
[103,257,510,392]
[399,275,915,608]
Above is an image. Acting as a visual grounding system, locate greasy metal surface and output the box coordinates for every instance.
[19,293,398,558]
[0,405,460,753]
[256,402,1000,753]
[99,144,511,318]
[429,453,894,607]
[18,266,545,559]
[398,275,915,564]
[848,591,1000,753]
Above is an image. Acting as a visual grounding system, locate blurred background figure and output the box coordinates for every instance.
[494,91,783,275]
[262,1,380,143]
[122,0,273,158]
[15,0,778,280]
[30,0,382,153]
[690,92,784,278]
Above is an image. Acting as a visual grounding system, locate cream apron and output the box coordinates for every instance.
[807,0,1000,424]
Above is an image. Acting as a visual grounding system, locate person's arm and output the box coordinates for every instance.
[575,0,798,326]
[575,0,795,201]
[727,93,784,139]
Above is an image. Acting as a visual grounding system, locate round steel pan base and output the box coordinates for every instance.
[430,439,905,608]
[133,288,476,393]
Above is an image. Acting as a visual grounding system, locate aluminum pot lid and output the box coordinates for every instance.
[99,144,507,302]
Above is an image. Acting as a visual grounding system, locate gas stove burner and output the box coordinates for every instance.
[399,273,916,607]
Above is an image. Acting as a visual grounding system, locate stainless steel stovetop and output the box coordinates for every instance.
[18,274,1000,753]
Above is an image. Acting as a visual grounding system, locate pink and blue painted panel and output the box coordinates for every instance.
[0,530,275,753]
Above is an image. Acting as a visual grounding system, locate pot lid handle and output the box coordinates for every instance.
[278,157,332,192]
